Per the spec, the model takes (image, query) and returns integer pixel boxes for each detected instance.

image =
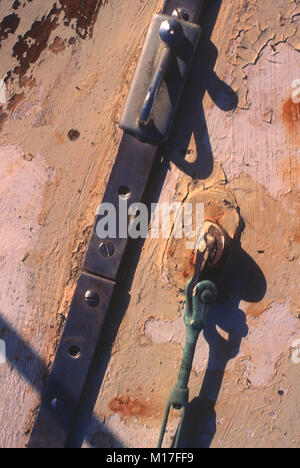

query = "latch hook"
[157,279,217,448]
[139,19,184,128]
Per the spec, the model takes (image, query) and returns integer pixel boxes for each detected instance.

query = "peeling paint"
[208,43,300,199]
[237,303,299,386]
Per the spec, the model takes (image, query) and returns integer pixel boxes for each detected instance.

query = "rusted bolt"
[84,290,100,307]
[99,241,115,258]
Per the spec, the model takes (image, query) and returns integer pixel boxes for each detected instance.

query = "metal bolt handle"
[139,19,184,128]
[157,279,217,448]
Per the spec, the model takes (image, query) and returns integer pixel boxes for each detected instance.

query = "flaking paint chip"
[262,108,273,124]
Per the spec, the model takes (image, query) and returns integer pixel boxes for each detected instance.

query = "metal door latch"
[157,223,231,448]
[119,13,201,143]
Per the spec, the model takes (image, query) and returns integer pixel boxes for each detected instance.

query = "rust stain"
[0,112,8,132]
[293,230,300,245]
[7,159,23,175]
[279,155,300,190]
[12,6,60,77]
[49,36,66,54]
[12,1,21,10]
[7,92,25,112]
[108,393,164,422]
[109,395,150,418]
[60,0,108,39]
[19,76,36,89]
[282,98,300,146]
[0,13,20,46]
[182,250,197,279]
[55,131,65,145]
[11,0,107,78]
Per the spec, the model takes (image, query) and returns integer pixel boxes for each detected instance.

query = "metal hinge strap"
[29,0,205,448]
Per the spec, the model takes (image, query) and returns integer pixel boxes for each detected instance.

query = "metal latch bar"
[119,14,201,143]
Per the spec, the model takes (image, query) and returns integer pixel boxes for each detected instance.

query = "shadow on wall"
[0,313,124,448]
[166,0,238,179]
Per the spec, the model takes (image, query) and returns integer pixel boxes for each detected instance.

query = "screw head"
[159,19,184,47]
[99,241,115,258]
[51,398,64,414]
[84,290,100,307]
[172,7,189,21]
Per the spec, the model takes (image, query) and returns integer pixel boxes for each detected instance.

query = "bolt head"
[172,7,189,21]
[51,398,64,414]
[159,19,184,47]
[99,241,115,258]
[84,290,100,307]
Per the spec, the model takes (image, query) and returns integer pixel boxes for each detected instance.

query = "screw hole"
[118,186,131,200]
[68,129,80,141]
[69,345,81,359]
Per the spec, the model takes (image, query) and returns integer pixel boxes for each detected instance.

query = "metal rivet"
[99,241,115,258]
[84,290,100,307]
[172,7,189,21]
[159,19,184,47]
[51,398,64,414]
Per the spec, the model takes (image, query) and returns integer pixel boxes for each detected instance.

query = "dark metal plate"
[28,273,115,448]
[83,134,158,280]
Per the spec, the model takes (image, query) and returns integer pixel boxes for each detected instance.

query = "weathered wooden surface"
[0,0,299,448]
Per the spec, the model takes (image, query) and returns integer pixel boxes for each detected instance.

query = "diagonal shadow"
[0,313,124,448]
[166,0,237,179]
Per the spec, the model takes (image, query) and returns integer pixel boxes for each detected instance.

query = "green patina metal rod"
[157,279,218,448]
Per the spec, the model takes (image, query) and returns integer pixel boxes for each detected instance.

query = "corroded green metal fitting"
[157,279,218,448]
